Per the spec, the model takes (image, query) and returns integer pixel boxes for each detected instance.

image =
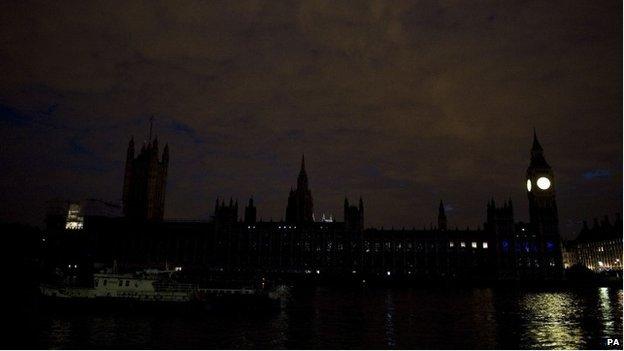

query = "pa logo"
[606,338,620,347]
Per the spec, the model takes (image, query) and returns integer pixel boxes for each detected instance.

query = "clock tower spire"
[525,130,562,278]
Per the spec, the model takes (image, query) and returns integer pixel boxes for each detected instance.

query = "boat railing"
[115,290,190,299]
[152,282,198,292]
[152,282,257,295]
[196,288,257,295]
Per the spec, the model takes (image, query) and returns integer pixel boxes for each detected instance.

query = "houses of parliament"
[45,131,570,281]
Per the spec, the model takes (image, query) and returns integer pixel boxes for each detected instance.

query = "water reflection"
[23,286,624,349]
[519,292,584,349]
[46,319,72,349]
[384,291,396,348]
[599,287,614,335]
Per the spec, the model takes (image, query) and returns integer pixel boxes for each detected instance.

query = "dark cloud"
[0,0,621,238]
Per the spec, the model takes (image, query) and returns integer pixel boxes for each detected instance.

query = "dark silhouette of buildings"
[344,197,364,232]
[486,198,516,279]
[285,155,314,224]
[563,214,622,271]
[122,136,169,221]
[45,132,567,282]
[244,197,257,224]
[483,131,564,280]
[214,198,239,226]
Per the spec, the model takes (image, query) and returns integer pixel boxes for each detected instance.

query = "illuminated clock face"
[526,179,532,192]
[537,176,551,190]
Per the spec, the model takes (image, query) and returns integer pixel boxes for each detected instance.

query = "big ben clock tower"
[525,130,563,278]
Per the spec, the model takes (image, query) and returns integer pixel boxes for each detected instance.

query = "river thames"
[14,285,623,349]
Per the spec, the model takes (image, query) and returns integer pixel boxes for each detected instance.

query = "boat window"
[125,280,130,286]
[94,279,98,287]
[118,280,123,287]
[103,279,107,286]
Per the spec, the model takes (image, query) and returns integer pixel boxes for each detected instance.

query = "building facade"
[563,215,622,272]
[46,133,567,281]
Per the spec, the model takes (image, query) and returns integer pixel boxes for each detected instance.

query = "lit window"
[471,242,477,248]
[65,221,83,230]
[460,242,466,248]
[449,242,455,248]
[65,203,84,230]
[482,242,488,249]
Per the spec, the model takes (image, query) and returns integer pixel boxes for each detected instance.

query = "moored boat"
[40,269,283,310]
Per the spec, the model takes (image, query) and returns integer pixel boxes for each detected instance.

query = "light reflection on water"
[18,286,624,349]
[599,287,615,335]
[519,292,584,349]
[384,292,396,348]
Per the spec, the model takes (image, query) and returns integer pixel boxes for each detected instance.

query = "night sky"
[0,1,621,239]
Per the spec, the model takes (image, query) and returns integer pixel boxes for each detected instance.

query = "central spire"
[286,154,314,224]
[299,154,306,176]
[297,153,308,190]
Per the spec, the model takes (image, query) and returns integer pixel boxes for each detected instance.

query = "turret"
[245,197,257,224]
[344,196,364,231]
[214,197,238,225]
[438,200,447,231]
[122,125,168,221]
